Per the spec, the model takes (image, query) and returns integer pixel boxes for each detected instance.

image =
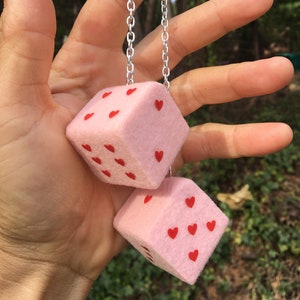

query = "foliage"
[256,1,300,54]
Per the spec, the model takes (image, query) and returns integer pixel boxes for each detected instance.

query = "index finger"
[67,0,143,49]
[135,0,273,80]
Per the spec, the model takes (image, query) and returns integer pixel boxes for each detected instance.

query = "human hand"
[0,0,293,298]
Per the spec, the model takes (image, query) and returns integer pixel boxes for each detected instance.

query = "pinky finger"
[179,122,293,165]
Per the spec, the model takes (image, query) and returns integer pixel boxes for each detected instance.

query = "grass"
[88,84,300,299]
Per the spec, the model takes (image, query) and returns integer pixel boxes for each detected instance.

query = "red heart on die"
[188,249,199,262]
[104,144,115,153]
[125,172,136,180]
[102,91,112,98]
[155,100,163,111]
[155,151,164,162]
[82,144,92,152]
[168,227,178,239]
[144,195,153,204]
[126,88,137,95]
[109,110,120,118]
[207,220,216,232]
[114,158,125,166]
[84,113,94,121]
[185,196,195,208]
[188,223,197,235]
[92,157,102,165]
[102,170,111,177]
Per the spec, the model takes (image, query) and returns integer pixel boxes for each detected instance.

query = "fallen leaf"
[217,184,253,210]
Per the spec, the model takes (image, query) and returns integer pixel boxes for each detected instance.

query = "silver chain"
[161,0,170,90]
[126,0,136,85]
[126,0,170,89]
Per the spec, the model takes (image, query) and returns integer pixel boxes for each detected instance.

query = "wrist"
[0,248,93,300]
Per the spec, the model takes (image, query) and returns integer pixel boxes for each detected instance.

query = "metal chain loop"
[126,0,170,90]
[126,0,136,85]
[161,0,170,90]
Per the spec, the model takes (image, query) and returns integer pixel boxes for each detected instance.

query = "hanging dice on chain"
[66,0,229,284]
[66,0,189,189]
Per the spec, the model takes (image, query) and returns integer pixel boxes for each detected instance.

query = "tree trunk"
[144,0,157,34]
[176,0,189,14]
[252,21,262,60]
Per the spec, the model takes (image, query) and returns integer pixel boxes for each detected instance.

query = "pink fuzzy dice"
[114,177,229,285]
[66,82,189,189]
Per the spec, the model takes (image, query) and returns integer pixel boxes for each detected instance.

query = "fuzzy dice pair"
[66,82,229,284]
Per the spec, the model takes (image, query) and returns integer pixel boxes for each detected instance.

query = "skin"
[0,0,294,299]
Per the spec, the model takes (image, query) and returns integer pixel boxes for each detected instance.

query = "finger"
[180,123,293,164]
[67,0,142,49]
[0,0,55,91]
[135,0,273,79]
[170,57,294,116]
[50,0,143,100]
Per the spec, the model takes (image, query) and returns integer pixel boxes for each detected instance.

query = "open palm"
[0,0,293,286]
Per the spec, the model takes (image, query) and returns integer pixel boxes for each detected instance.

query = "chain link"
[161,0,170,90]
[126,0,170,89]
[126,0,136,85]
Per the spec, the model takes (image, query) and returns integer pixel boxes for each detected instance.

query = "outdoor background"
[11,0,300,299]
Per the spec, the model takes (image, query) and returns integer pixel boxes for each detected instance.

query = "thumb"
[0,0,56,91]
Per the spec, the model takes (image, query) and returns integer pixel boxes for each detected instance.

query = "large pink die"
[114,177,229,284]
[66,82,189,189]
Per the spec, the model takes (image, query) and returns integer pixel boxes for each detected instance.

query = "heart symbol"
[82,144,92,152]
[207,220,216,232]
[144,195,153,204]
[104,144,115,153]
[109,110,120,118]
[125,172,136,180]
[185,196,195,208]
[167,227,178,239]
[155,151,164,162]
[92,157,102,165]
[188,223,197,235]
[155,100,163,111]
[102,91,112,98]
[84,113,94,121]
[126,88,137,95]
[114,158,125,166]
[188,249,199,262]
[101,170,111,177]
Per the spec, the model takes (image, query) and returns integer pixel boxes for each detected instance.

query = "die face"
[113,184,171,239]
[121,83,189,187]
[66,82,189,188]
[113,177,229,285]
[149,180,229,284]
